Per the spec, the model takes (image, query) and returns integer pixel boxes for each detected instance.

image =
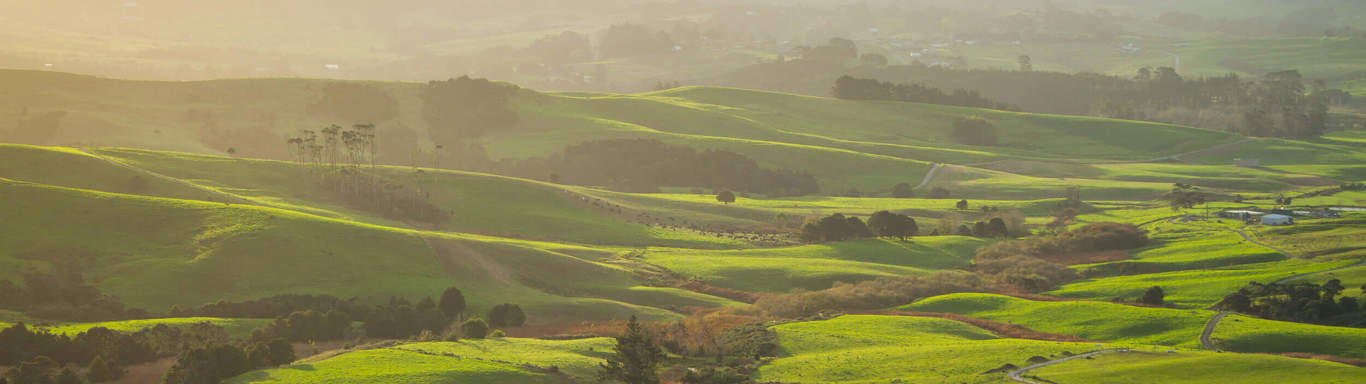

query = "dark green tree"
[1140,286,1165,306]
[867,211,918,240]
[87,355,124,382]
[1165,184,1206,211]
[439,287,467,320]
[598,316,665,384]
[716,190,736,204]
[267,339,295,366]
[487,303,527,328]
[986,218,1009,238]
[891,182,915,198]
[956,199,969,210]
[461,318,490,339]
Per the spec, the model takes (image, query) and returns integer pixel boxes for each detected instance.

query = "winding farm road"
[914,163,943,189]
[1007,349,1128,384]
[1200,312,1229,351]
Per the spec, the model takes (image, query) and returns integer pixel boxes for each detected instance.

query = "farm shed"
[1261,214,1294,226]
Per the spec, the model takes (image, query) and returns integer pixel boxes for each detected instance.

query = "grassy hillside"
[1074,222,1285,276]
[0,178,731,323]
[1048,259,1362,308]
[36,317,270,339]
[1,70,1285,197]
[231,337,616,384]
[904,293,1211,348]
[87,147,743,248]
[758,315,1097,384]
[644,238,986,293]
[1028,349,1366,384]
[905,293,1366,358]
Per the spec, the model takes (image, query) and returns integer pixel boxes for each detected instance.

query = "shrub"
[891,183,915,198]
[462,318,490,339]
[1140,286,1165,306]
[489,329,506,338]
[487,303,527,328]
[87,355,124,382]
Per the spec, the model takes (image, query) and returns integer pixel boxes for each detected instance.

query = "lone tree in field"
[891,182,915,198]
[1165,184,1206,211]
[956,199,969,211]
[952,116,997,146]
[868,211,918,240]
[1018,55,1033,71]
[1140,286,1165,306]
[599,316,665,384]
[439,287,466,320]
[716,190,736,204]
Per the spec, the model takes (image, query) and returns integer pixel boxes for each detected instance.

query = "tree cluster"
[160,339,294,384]
[799,213,873,243]
[832,75,1017,111]
[866,211,919,240]
[1,322,230,383]
[502,139,819,196]
[1217,279,1365,326]
[249,310,353,343]
[0,270,139,322]
[420,76,520,142]
[307,82,398,125]
[727,60,1347,138]
[361,297,451,340]
[973,222,1148,291]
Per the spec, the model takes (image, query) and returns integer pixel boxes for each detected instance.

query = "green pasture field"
[1029,349,1365,384]
[903,293,1211,348]
[1048,259,1361,308]
[643,238,985,292]
[758,315,1117,384]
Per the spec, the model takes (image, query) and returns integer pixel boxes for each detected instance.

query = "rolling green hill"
[0,178,733,323]
[644,237,986,293]
[230,337,616,384]
[2,70,1291,198]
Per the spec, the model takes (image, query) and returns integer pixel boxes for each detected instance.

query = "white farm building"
[1261,214,1294,226]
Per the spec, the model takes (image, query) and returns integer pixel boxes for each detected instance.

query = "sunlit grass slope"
[227,348,567,384]
[0,179,725,322]
[37,317,270,339]
[90,147,742,248]
[1212,314,1366,358]
[1074,223,1284,276]
[0,143,222,201]
[230,337,616,384]
[2,70,1266,196]
[644,238,986,293]
[758,315,1113,384]
[1029,349,1365,384]
[903,293,1210,348]
[645,87,1237,162]
[1048,259,1361,308]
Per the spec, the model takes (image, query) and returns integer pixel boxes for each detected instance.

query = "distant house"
[1235,158,1261,167]
[1261,214,1294,226]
